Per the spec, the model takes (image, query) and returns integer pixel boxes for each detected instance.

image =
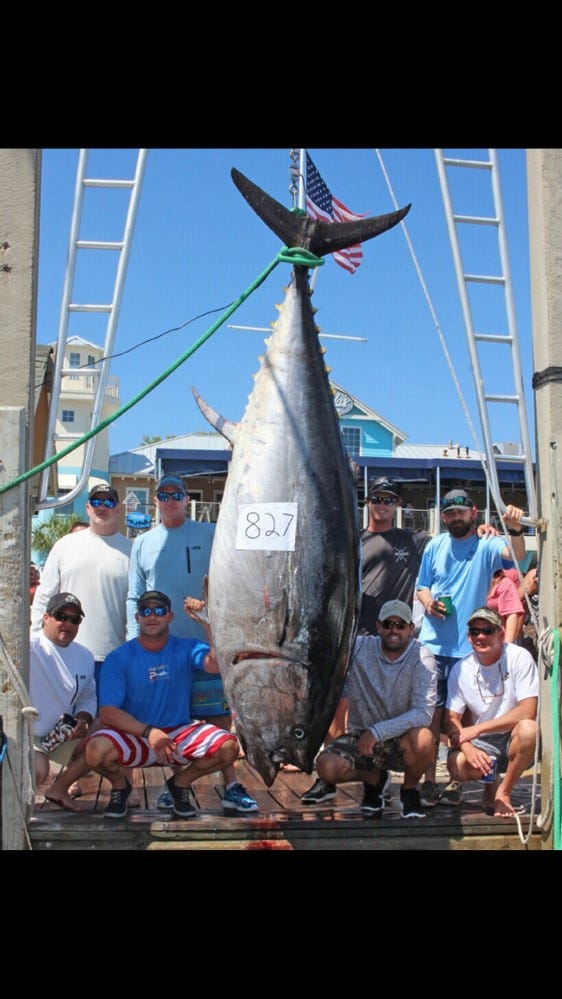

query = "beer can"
[40,714,77,753]
[481,758,498,783]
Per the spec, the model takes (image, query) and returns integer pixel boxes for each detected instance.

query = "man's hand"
[147,727,184,765]
[184,596,209,624]
[358,730,377,757]
[502,504,524,529]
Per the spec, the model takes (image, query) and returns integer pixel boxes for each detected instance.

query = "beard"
[447,519,473,538]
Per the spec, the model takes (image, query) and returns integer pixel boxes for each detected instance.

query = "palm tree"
[31,513,83,564]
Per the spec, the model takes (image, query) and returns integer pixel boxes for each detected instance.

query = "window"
[61,410,75,423]
[87,355,96,368]
[69,353,80,369]
[131,488,148,512]
[341,426,361,455]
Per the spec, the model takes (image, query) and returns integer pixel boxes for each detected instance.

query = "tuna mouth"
[233,650,288,665]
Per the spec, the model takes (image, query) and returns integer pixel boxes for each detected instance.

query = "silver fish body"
[196,169,410,786]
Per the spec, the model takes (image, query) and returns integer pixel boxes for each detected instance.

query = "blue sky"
[36,148,534,459]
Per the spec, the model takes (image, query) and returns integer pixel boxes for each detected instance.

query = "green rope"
[0,246,323,497]
[552,627,561,850]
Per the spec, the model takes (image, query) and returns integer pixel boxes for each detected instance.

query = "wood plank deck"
[28,759,543,852]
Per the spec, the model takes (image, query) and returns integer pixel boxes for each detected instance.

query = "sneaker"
[165,776,197,818]
[400,787,426,819]
[382,771,393,804]
[420,780,441,807]
[104,778,132,818]
[301,778,337,804]
[157,789,173,810]
[361,783,383,813]
[222,782,258,813]
[438,780,462,806]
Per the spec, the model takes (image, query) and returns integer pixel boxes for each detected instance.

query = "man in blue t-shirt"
[84,589,242,819]
[415,489,526,807]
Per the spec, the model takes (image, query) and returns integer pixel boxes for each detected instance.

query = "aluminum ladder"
[36,149,148,510]
[434,149,538,527]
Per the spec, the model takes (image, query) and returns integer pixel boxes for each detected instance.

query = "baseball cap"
[137,590,172,611]
[155,474,187,493]
[88,483,119,503]
[367,477,399,499]
[441,488,474,510]
[467,607,503,629]
[378,599,412,624]
[46,592,85,618]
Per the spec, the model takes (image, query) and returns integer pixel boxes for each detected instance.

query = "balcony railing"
[61,372,119,399]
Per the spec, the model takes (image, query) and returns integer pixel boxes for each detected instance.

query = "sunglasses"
[53,611,81,625]
[138,605,169,617]
[475,665,507,703]
[468,626,498,636]
[380,619,407,630]
[89,497,117,508]
[442,496,472,510]
[156,491,186,502]
[369,496,397,506]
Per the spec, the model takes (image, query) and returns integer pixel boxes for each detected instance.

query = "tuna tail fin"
[231,167,410,259]
[192,386,239,447]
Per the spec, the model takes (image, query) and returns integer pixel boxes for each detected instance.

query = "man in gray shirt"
[314,600,437,818]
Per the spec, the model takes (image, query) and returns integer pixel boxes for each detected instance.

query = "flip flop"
[44,794,78,812]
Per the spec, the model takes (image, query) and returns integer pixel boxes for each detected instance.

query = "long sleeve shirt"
[343,635,437,743]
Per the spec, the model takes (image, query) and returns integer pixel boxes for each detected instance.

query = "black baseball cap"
[88,483,119,503]
[367,477,399,499]
[137,590,172,611]
[46,592,85,618]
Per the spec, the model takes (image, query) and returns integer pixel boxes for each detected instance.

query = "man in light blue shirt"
[126,475,257,814]
[415,488,526,806]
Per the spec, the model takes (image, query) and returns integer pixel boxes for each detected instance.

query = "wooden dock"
[28,759,542,852]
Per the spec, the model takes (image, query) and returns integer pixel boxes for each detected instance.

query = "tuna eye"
[293,727,306,741]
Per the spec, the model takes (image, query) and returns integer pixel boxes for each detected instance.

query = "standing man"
[84,590,241,819]
[444,607,538,817]
[126,474,258,814]
[312,600,436,818]
[31,592,97,812]
[358,477,430,637]
[415,488,526,806]
[31,483,132,696]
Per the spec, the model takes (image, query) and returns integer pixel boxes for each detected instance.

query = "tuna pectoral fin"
[192,386,238,446]
[231,167,411,258]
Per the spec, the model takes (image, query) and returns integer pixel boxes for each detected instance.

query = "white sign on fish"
[235,502,298,551]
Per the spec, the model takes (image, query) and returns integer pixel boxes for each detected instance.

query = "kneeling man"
[444,607,538,817]
[85,590,239,818]
[316,600,437,818]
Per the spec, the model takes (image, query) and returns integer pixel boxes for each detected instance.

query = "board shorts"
[449,731,511,772]
[84,721,237,768]
[320,730,406,773]
[33,737,77,765]
[190,669,230,718]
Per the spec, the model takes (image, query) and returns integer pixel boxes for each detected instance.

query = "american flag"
[305,152,365,274]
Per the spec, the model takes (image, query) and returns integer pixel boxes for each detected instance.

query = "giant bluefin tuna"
[195,167,410,786]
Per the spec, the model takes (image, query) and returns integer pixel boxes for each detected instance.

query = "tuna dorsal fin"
[231,167,410,258]
[192,386,239,446]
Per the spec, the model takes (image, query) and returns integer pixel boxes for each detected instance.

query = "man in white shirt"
[444,606,538,817]
[31,592,97,811]
[31,483,132,698]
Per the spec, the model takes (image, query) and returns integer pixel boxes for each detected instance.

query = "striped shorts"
[84,721,237,768]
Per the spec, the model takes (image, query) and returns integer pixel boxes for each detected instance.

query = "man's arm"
[499,504,526,561]
[184,596,220,674]
[443,708,464,748]
[30,545,61,631]
[126,540,145,639]
[456,696,537,745]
